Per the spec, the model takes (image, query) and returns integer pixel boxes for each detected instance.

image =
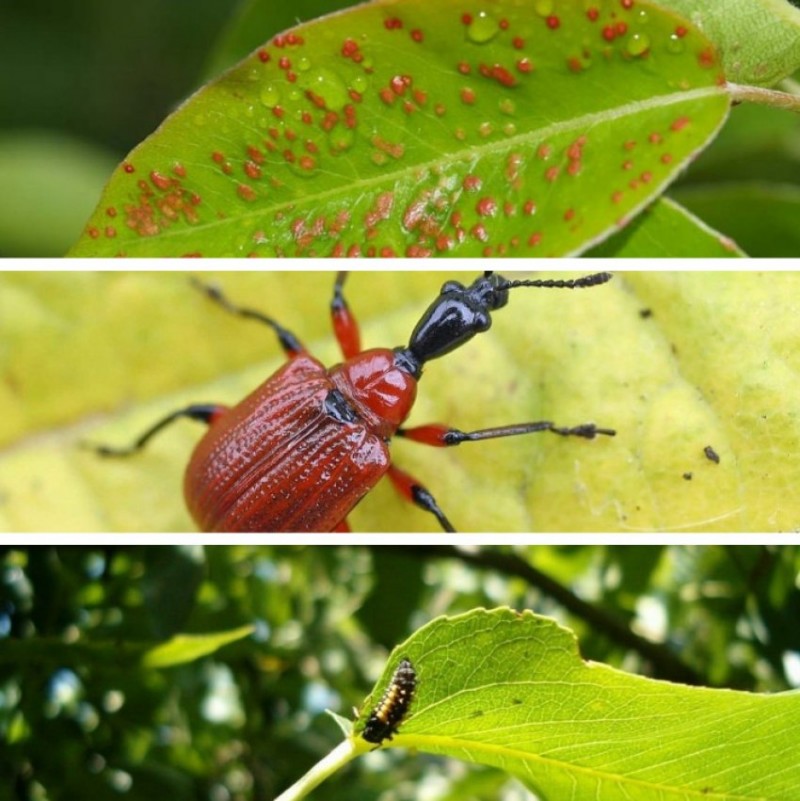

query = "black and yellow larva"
[362,657,416,745]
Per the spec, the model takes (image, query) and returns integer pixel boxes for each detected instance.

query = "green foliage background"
[2,545,799,801]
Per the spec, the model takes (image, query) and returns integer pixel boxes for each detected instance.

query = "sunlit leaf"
[141,625,254,668]
[355,608,800,800]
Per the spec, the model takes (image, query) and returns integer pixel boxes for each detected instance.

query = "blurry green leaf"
[141,624,254,668]
[658,0,800,86]
[142,547,206,639]
[70,0,729,257]
[0,131,116,256]
[678,101,800,186]
[355,609,800,800]
[357,550,425,648]
[1,272,800,532]
[204,0,358,80]
[587,196,744,256]
[669,182,800,256]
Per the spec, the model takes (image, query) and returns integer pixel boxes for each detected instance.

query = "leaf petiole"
[727,82,800,112]
[273,739,359,801]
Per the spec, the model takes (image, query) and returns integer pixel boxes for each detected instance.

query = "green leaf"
[1,272,799,532]
[0,131,116,256]
[141,624,254,668]
[587,196,744,256]
[355,608,800,800]
[657,0,800,86]
[69,0,729,257]
[669,182,800,256]
[677,101,800,186]
[203,0,359,80]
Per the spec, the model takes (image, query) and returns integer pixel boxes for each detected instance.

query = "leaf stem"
[274,740,357,801]
[727,82,800,113]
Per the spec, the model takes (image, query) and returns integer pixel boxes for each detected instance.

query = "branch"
[382,545,704,687]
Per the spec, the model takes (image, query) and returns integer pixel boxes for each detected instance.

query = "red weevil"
[93,272,614,531]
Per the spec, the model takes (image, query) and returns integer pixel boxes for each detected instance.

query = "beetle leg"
[397,420,616,446]
[386,465,455,533]
[87,404,228,457]
[330,271,361,360]
[190,277,305,357]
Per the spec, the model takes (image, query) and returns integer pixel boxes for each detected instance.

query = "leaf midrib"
[398,733,770,801]
[138,85,728,244]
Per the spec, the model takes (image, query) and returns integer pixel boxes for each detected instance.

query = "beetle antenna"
[495,272,612,291]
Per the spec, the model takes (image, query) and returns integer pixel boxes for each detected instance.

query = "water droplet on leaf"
[301,68,349,110]
[260,84,281,108]
[666,34,685,54]
[467,11,500,44]
[627,33,650,56]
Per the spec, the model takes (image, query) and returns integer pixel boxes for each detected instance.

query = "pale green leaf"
[141,625,254,668]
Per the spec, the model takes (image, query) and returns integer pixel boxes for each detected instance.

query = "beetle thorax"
[329,348,417,439]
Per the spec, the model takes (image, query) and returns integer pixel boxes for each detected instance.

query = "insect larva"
[362,658,416,745]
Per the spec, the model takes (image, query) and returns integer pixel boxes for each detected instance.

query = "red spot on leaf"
[244,161,262,179]
[463,175,482,191]
[237,184,257,202]
[476,197,497,217]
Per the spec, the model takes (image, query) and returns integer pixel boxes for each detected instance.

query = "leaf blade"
[70,0,730,257]
[357,609,800,800]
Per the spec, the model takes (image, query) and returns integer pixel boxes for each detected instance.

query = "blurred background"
[2,545,799,801]
[1,0,799,257]
[0,0,354,256]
